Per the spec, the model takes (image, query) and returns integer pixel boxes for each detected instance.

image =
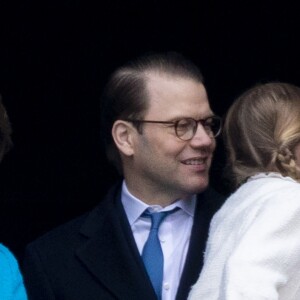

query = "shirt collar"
[121,180,196,226]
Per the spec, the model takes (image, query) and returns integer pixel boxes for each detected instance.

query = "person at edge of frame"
[0,95,28,300]
[188,82,300,300]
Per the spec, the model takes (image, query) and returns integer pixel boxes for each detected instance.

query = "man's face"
[128,74,216,203]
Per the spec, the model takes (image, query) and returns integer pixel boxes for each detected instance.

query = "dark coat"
[22,183,224,300]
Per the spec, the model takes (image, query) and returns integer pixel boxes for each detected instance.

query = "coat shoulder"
[26,183,121,253]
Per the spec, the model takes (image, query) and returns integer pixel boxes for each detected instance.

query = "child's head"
[224,82,300,187]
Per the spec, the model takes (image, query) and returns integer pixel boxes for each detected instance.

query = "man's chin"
[186,179,209,195]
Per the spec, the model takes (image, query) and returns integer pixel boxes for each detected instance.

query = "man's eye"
[204,118,214,127]
[177,121,191,129]
[178,123,189,128]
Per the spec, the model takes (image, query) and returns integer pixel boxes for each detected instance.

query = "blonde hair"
[224,82,300,187]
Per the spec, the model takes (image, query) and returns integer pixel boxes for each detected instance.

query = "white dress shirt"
[188,173,300,300]
[121,181,196,300]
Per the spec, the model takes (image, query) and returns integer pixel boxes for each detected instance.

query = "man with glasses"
[23,52,225,300]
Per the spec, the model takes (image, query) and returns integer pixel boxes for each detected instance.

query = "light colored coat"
[188,173,300,300]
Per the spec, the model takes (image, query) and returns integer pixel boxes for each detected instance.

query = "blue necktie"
[142,208,179,299]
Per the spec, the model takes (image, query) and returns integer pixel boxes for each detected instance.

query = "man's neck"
[124,180,194,208]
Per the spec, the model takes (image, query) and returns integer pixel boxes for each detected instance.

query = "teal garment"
[0,244,27,300]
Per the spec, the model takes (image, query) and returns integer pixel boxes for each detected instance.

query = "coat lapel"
[76,184,157,299]
[176,188,225,300]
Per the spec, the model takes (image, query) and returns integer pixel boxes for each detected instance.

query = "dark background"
[0,0,299,258]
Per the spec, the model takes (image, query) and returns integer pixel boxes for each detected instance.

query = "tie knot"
[143,207,179,230]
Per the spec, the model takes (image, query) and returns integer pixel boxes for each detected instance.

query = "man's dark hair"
[0,95,12,162]
[100,51,204,172]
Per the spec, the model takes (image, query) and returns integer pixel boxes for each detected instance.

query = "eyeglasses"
[124,116,222,141]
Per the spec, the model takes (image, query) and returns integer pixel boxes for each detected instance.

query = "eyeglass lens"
[175,117,221,140]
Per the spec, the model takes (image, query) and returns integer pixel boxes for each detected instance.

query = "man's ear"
[112,120,136,157]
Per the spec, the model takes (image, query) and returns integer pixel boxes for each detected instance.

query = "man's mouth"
[181,157,206,165]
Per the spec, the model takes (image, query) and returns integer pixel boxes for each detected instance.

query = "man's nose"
[189,123,213,147]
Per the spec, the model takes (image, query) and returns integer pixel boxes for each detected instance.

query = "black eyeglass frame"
[123,115,222,141]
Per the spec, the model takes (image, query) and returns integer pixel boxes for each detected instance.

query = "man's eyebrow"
[167,113,216,121]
